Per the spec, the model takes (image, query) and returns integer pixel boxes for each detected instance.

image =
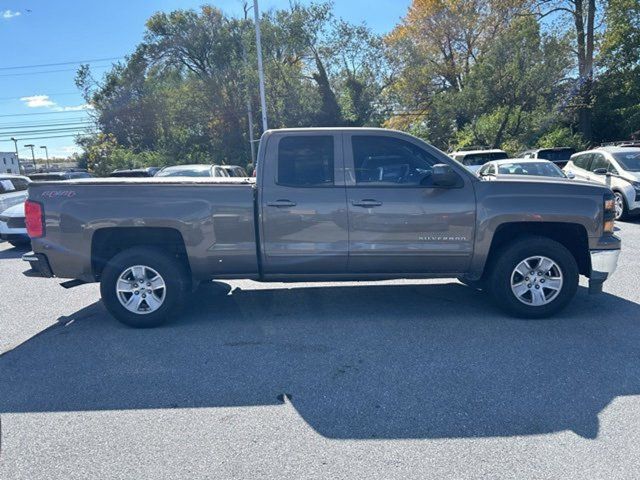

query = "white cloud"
[54,104,94,112]
[2,10,21,19]
[20,95,56,108]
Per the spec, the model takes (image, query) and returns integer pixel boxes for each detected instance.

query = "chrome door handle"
[267,200,297,207]
[352,199,383,207]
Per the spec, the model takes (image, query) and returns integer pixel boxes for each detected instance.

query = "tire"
[613,191,629,221]
[487,236,579,319]
[100,247,190,328]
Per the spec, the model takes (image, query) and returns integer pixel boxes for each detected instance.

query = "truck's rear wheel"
[488,236,578,318]
[100,247,189,328]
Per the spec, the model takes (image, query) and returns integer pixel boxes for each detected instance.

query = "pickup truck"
[22,128,621,328]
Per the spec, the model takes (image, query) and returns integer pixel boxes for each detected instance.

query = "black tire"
[487,236,579,319]
[613,191,629,221]
[100,247,190,328]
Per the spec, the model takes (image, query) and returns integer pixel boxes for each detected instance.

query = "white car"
[0,174,30,213]
[450,149,509,173]
[0,201,29,247]
[564,147,640,220]
[477,159,569,180]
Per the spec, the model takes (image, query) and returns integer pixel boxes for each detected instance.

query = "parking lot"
[1,221,639,479]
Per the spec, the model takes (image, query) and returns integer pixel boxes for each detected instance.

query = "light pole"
[40,146,50,171]
[253,0,268,132]
[24,144,37,171]
[10,137,22,174]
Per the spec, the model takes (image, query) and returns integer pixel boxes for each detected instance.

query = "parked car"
[155,164,230,178]
[0,174,31,212]
[450,149,509,172]
[22,128,620,328]
[29,171,94,181]
[564,146,640,220]
[477,159,570,180]
[220,165,249,177]
[110,167,161,178]
[0,202,28,247]
[518,147,576,168]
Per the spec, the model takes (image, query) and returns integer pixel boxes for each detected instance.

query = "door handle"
[352,199,383,208]
[267,199,297,208]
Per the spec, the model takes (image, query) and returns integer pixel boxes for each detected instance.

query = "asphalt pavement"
[1,221,640,479]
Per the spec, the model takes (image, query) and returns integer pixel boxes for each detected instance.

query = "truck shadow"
[1,282,639,440]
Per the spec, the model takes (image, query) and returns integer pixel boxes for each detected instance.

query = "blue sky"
[0,0,410,159]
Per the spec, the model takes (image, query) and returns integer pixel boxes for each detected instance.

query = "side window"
[277,136,334,187]
[573,154,592,170]
[10,178,29,191]
[352,135,439,186]
[590,154,609,172]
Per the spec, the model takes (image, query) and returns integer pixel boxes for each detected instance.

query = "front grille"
[7,217,26,229]
[0,216,8,224]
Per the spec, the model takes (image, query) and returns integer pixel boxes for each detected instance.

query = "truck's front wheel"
[488,236,579,318]
[100,247,189,328]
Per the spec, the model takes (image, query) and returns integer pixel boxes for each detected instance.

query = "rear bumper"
[22,251,54,278]
[588,249,620,294]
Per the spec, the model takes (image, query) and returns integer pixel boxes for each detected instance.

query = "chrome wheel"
[614,192,625,220]
[116,265,166,314]
[510,256,563,306]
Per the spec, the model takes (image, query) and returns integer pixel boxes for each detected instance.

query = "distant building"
[0,152,20,174]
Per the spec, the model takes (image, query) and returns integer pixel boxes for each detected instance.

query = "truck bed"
[28,179,259,282]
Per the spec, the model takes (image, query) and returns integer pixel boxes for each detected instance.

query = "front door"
[260,131,349,274]
[344,132,476,274]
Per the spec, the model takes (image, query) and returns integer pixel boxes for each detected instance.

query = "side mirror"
[432,164,460,187]
[593,168,608,175]
[566,171,576,179]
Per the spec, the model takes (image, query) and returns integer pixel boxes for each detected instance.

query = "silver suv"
[564,147,640,220]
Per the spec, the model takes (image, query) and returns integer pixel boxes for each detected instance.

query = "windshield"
[537,149,575,161]
[612,151,640,172]
[497,162,565,177]
[156,166,212,177]
[460,152,508,166]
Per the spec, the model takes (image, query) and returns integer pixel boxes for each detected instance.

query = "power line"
[0,119,92,128]
[0,110,93,118]
[0,126,92,136]
[0,133,89,141]
[0,56,123,71]
[0,64,113,78]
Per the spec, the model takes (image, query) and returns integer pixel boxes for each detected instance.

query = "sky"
[0,0,410,160]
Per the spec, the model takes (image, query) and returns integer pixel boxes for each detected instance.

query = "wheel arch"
[484,222,590,277]
[91,227,191,281]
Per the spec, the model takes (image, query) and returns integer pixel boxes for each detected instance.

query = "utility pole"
[242,3,257,167]
[253,0,268,132]
[24,144,37,171]
[40,146,51,171]
[10,137,21,174]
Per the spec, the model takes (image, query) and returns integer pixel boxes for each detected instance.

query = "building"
[0,152,20,174]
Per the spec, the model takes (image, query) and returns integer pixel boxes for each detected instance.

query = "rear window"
[460,151,508,166]
[497,162,565,178]
[277,136,334,187]
[537,148,575,162]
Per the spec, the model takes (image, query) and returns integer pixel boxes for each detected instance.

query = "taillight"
[603,192,615,234]
[25,200,44,238]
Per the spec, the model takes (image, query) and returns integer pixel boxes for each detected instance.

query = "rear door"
[260,131,348,274]
[344,132,476,274]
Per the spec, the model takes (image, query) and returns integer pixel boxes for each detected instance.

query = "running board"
[60,279,87,289]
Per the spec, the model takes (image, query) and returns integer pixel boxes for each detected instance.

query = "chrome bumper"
[589,249,620,294]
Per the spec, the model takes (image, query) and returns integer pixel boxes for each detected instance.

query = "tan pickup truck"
[22,128,620,327]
